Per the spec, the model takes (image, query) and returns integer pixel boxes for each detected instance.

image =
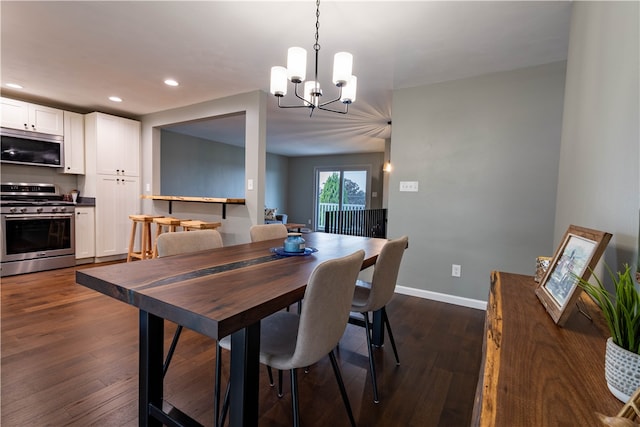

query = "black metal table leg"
[140,310,164,427]
[229,322,261,427]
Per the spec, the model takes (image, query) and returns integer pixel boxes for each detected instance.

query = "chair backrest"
[366,235,409,311]
[289,249,365,368]
[249,223,288,242]
[156,230,223,258]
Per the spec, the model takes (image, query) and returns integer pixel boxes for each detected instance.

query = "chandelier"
[269,0,357,116]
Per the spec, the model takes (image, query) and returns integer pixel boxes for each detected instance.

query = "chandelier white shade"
[269,0,357,116]
[270,66,288,96]
[340,75,357,103]
[332,52,353,86]
[287,47,307,83]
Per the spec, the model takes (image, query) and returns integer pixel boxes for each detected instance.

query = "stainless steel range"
[1,182,75,277]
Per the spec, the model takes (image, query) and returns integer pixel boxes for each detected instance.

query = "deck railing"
[324,208,387,238]
[317,203,364,230]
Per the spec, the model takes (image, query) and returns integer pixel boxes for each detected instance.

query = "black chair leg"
[278,369,284,397]
[363,313,380,403]
[328,350,356,427]
[220,379,231,427]
[267,366,274,386]
[291,368,300,427]
[382,307,400,366]
[163,324,183,378]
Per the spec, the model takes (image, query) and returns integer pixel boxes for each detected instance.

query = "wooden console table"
[142,195,245,219]
[472,271,622,426]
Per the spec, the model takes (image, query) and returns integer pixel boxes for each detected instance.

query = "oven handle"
[4,214,74,220]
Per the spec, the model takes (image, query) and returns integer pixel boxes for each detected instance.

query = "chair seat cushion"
[219,311,300,370]
[351,279,373,311]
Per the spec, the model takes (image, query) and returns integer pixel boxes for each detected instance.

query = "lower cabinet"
[95,175,140,258]
[75,207,95,259]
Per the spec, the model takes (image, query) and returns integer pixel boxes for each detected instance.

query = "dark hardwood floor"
[1,262,486,426]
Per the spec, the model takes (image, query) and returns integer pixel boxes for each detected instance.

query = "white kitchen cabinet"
[1,97,64,136]
[75,207,95,259]
[94,175,140,257]
[61,111,85,174]
[81,111,141,259]
[86,112,140,177]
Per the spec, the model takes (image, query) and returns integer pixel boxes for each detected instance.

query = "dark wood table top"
[76,232,386,339]
[472,271,622,426]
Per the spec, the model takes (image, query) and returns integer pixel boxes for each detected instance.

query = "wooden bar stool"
[127,214,163,262]
[152,217,190,258]
[180,220,222,231]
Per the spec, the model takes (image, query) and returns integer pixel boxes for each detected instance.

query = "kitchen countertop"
[74,197,96,207]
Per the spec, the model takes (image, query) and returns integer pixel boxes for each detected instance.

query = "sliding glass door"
[315,167,369,231]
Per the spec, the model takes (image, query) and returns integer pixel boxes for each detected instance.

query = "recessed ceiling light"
[164,79,179,87]
[109,96,123,102]
[6,83,23,89]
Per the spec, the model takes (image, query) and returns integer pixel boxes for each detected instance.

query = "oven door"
[1,213,75,262]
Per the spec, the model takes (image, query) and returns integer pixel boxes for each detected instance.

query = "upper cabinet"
[1,97,64,136]
[61,111,85,174]
[85,112,140,177]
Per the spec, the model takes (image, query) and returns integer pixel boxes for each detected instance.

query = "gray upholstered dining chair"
[217,249,365,427]
[156,229,223,257]
[249,223,288,242]
[350,235,408,403]
[155,229,224,379]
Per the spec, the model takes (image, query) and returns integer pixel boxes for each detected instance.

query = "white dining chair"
[156,229,223,257]
[350,235,408,403]
[217,249,365,427]
[249,223,288,242]
[155,230,224,379]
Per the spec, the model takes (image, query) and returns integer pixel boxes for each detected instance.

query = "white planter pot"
[605,337,640,402]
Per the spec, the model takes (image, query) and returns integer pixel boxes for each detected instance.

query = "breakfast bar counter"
[142,194,245,218]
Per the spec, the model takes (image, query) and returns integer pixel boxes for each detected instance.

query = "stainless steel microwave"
[0,127,63,167]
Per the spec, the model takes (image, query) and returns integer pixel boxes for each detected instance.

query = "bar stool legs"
[127,215,163,262]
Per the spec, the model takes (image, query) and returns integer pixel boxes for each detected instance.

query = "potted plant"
[575,264,640,402]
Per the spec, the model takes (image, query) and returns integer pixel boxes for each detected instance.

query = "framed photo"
[535,225,612,326]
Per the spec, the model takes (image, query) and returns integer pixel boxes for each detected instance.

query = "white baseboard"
[395,285,487,311]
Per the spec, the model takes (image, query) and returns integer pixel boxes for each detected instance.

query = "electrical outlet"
[247,179,254,190]
[452,264,461,277]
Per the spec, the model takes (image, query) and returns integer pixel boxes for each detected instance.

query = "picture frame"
[535,225,612,326]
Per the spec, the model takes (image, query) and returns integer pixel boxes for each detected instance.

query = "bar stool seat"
[180,220,222,231]
[127,214,163,262]
[152,217,190,258]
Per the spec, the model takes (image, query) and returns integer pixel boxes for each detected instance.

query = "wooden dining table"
[76,232,387,427]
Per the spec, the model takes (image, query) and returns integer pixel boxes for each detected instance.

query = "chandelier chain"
[314,0,320,52]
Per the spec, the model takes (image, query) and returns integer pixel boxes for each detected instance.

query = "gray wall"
[287,152,385,227]
[160,130,245,197]
[160,130,288,212]
[555,2,639,275]
[265,152,288,213]
[389,61,567,301]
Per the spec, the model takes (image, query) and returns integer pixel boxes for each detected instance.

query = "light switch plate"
[399,181,419,192]
[247,179,254,190]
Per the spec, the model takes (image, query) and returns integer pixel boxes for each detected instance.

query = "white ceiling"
[0,1,572,157]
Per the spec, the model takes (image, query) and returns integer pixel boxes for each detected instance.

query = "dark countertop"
[74,197,95,207]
